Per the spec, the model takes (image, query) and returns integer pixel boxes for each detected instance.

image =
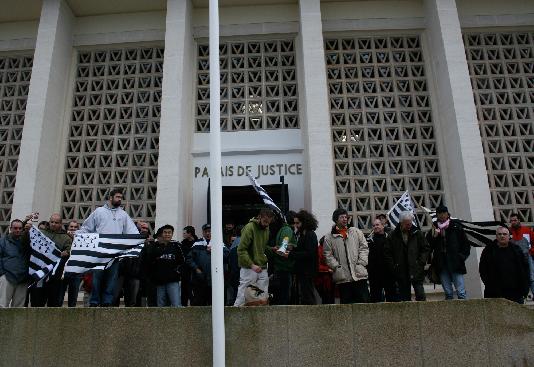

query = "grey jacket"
[0,235,29,284]
[79,203,138,235]
[323,226,369,284]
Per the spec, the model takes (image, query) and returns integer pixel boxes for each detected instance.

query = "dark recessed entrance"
[220,184,288,226]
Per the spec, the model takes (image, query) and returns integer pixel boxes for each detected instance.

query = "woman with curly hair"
[287,209,319,304]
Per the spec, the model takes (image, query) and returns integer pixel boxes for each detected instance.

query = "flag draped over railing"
[247,173,286,222]
[28,226,62,283]
[422,206,501,247]
[387,190,418,228]
[64,233,146,275]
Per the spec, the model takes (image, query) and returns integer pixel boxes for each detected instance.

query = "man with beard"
[233,209,275,306]
[79,188,139,307]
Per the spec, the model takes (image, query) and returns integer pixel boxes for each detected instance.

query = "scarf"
[336,226,348,240]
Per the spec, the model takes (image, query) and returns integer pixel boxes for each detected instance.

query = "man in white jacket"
[79,188,139,306]
[323,208,370,304]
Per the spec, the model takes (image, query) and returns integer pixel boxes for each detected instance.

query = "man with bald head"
[22,213,72,307]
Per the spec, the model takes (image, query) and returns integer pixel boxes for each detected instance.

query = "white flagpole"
[209,0,225,366]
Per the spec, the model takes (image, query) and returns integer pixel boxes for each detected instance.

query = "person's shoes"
[101,303,111,307]
[89,304,99,307]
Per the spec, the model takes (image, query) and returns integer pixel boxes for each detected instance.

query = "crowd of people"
[0,188,532,308]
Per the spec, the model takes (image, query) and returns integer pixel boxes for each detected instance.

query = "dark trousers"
[113,275,140,307]
[61,274,82,307]
[192,284,212,306]
[368,272,397,303]
[181,269,192,307]
[315,273,335,304]
[397,279,426,301]
[30,278,63,307]
[338,279,370,304]
[272,271,292,305]
[296,274,317,305]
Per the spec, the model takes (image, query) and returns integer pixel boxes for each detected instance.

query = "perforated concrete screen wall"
[195,39,299,132]
[61,46,163,231]
[0,55,32,235]
[464,30,534,226]
[325,35,444,229]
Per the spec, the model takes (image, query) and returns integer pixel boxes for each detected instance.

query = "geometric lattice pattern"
[465,31,534,226]
[325,35,444,229]
[0,54,33,235]
[195,39,299,132]
[61,47,163,231]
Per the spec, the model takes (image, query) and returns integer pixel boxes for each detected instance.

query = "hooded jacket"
[78,203,139,235]
[323,226,369,284]
[237,218,270,269]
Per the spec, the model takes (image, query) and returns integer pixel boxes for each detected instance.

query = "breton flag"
[64,233,146,275]
[28,226,62,283]
[387,190,418,228]
[422,206,501,247]
[247,172,286,222]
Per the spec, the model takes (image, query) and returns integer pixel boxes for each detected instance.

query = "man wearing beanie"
[323,208,370,303]
[426,205,470,300]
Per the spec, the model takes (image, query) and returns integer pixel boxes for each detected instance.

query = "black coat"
[426,220,470,275]
[143,241,185,285]
[384,227,430,283]
[367,233,389,279]
[289,230,318,275]
[479,241,530,300]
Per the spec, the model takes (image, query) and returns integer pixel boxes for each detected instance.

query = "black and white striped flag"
[28,226,62,283]
[247,173,286,222]
[64,233,146,275]
[422,206,501,247]
[387,191,418,228]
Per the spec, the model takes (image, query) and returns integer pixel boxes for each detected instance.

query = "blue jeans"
[440,270,466,300]
[528,255,534,295]
[90,261,119,306]
[156,282,181,307]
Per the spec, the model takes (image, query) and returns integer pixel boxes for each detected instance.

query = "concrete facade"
[0,0,533,297]
[0,299,532,366]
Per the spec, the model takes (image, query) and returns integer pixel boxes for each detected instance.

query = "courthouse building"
[1,0,533,295]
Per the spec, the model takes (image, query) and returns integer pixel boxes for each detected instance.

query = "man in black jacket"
[479,225,529,304]
[368,218,396,302]
[426,206,470,300]
[384,211,430,301]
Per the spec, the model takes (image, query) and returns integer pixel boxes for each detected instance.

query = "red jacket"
[510,225,534,255]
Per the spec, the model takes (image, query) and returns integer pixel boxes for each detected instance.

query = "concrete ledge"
[0,299,532,367]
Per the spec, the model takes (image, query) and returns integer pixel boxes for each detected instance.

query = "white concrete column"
[424,0,493,298]
[12,0,74,220]
[298,0,336,237]
[155,0,195,232]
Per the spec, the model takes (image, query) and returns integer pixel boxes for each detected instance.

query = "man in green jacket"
[233,208,275,306]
